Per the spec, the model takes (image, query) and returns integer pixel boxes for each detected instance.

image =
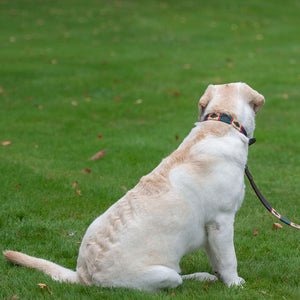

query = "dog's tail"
[3,250,80,284]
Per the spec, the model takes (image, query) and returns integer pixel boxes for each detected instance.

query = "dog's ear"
[245,84,265,114]
[198,85,214,120]
[251,91,265,114]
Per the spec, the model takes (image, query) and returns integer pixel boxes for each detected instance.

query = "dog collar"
[204,113,248,137]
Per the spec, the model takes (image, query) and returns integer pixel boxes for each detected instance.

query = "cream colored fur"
[4,82,265,292]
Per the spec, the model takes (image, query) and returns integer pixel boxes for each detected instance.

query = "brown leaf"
[273,223,283,229]
[253,230,258,236]
[66,231,77,237]
[81,168,91,174]
[1,141,11,146]
[14,184,19,189]
[120,185,127,191]
[11,296,20,299]
[175,135,179,141]
[76,189,82,196]
[89,150,106,160]
[173,91,181,96]
[72,181,78,188]
[37,283,52,295]
[113,97,121,102]
[98,134,103,139]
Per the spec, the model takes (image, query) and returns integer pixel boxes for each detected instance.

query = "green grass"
[1,0,299,299]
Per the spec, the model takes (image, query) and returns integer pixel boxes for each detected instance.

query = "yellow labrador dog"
[4,82,265,292]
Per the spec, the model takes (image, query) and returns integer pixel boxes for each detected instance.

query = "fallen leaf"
[98,134,103,139]
[0,87,3,93]
[37,283,52,295]
[72,181,78,188]
[11,295,19,299]
[175,135,179,141]
[273,223,283,229]
[113,97,121,102]
[14,184,19,189]
[183,63,191,69]
[173,91,181,96]
[38,105,43,110]
[135,99,143,104]
[120,185,127,191]
[256,34,264,40]
[170,292,176,296]
[71,101,78,106]
[66,231,77,237]
[1,141,11,146]
[260,290,271,296]
[76,189,82,196]
[253,230,258,236]
[81,168,91,174]
[85,97,91,102]
[89,150,106,160]
[51,59,57,64]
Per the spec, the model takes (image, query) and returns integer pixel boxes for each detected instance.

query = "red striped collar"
[204,113,248,137]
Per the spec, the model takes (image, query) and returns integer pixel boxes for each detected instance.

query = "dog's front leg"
[205,213,245,287]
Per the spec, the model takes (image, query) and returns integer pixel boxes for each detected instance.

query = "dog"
[4,82,265,292]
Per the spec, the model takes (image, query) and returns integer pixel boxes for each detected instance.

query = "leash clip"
[248,138,256,146]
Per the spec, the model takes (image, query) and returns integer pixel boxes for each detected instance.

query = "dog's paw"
[182,272,218,282]
[225,276,245,287]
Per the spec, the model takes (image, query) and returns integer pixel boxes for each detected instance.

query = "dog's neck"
[203,113,248,137]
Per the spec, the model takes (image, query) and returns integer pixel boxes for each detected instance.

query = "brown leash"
[246,138,300,229]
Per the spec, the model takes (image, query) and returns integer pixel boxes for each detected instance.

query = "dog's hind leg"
[125,265,183,292]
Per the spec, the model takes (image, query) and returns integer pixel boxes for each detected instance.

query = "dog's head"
[198,82,265,137]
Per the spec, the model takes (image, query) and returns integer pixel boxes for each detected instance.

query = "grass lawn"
[1,0,299,299]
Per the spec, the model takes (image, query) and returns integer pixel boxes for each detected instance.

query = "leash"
[203,113,300,230]
[246,138,300,229]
